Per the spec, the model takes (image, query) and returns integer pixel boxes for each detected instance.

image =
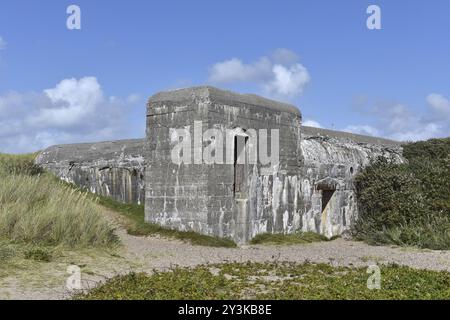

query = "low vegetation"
[354,137,450,249]
[0,242,15,262]
[77,261,450,300]
[250,232,331,245]
[0,154,118,249]
[23,248,53,262]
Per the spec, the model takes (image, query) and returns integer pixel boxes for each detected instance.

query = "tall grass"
[0,153,44,176]
[0,154,117,248]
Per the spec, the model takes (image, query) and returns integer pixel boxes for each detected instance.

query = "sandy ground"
[1,210,450,300]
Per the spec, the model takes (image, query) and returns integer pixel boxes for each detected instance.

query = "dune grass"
[76,261,450,300]
[0,153,118,249]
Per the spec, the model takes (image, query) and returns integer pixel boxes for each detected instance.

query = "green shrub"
[402,138,450,160]
[354,138,450,249]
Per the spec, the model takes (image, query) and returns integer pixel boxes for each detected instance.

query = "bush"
[353,138,450,249]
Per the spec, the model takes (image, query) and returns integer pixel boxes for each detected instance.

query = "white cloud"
[28,77,103,128]
[208,49,310,101]
[264,64,310,98]
[209,57,272,83]
[303,119,322,128]
[344,94,450,142]
[388,122,442,142]
[0,77,142,153]
[426,93,450,120]
[380,100,448,141]
[0,37,6,50]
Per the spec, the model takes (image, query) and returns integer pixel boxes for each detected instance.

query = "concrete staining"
[36,139,145,204]
[36,86,403,244]
[300,126,403,238]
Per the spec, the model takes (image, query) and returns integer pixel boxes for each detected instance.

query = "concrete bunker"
[35,86,404,245]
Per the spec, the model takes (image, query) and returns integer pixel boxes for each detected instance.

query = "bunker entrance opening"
[233,134,249,198]
[321,189,335,212]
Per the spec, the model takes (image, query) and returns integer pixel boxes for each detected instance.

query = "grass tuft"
[24,248,52,262]
[0,242,15,262]
[250,232,330,245]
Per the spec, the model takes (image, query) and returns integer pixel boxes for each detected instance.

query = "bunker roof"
[302,126,402,147]
[37,139,145,163]
[148,86,301,116]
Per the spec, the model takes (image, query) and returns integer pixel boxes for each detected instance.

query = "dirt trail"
[1,209,450,300]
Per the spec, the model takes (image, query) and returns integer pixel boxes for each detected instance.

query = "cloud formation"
[427,93,450,121]
[208,49,310,101]
[0,77,142,153]
[343,94,450,141]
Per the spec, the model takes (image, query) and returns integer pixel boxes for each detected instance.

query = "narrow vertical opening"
[233,135,238,195]
[321,189,335,212]
[233,134,248,197]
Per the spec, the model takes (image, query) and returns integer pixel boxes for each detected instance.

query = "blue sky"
[0,0,449,153]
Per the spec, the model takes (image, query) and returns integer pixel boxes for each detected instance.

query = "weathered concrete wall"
[145,86,302,244]
[299,126,403,238]
[35,139,146,204]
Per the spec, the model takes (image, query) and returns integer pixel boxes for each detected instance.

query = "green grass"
[250,232,331,245]
[23,248,52,262]
[0,153,44,176]
[76,261,450,300]
[92,194,237,248]
[0,242,15,262]
[0,153,118,249]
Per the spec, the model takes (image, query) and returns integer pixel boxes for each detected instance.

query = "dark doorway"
[233,134,248,197]
[321,189,335,212]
